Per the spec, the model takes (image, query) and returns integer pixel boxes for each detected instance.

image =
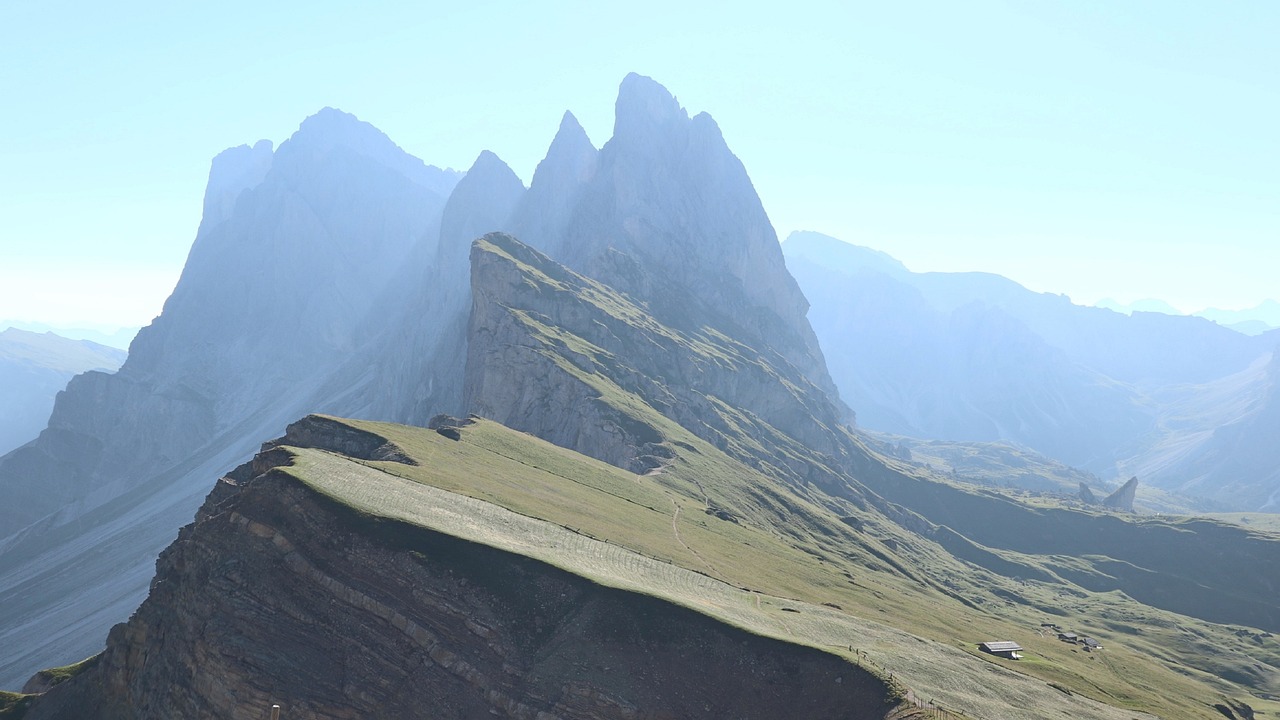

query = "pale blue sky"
[2,1,1277,328]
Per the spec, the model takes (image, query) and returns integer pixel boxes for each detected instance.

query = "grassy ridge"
[286,414,1275,719]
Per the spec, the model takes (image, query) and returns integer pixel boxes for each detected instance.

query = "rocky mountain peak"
[275,107,460,198]
[543,74,843,407]
[436,151,525,270]
[613,72,688,141]
[283,107,396,162]
[554,110,592,146]
[508,112,598,258]
[537,111,597,185]
[200,139,273,232]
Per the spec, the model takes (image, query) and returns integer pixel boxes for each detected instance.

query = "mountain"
[6,78,1280,720]
[1094,297,1183,316]
[0,109,460,686]
[323,148,527,426]
[537,76,843,409]
[1120,350,1280,510]
[0,330,125,457]
[1196,299,1280,335]
[783,231,1280,508]
[19,232,1279,720]
[0,323,138,351]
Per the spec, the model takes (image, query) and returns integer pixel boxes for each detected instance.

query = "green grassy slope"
[287,414,1275,720]
[450,234,1279,719]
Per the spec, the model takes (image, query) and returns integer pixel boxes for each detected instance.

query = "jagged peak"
[552,111,595,152]
[459,150,524,191]
[527,111,596,190]
[297,106,370,134]
[292,106,386,147]
[276,107,461,198]
[436,154,526,266]
[613,73,689,140]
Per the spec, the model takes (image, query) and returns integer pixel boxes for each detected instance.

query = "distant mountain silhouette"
[0,329,125,456]
[1094,297,1183,316]
[1194,299,1280,335]
[783,231,1279,507]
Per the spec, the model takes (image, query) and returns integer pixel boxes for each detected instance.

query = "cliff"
[22,416,902,720]
[0,329,125,458]
[0,109,460,685]
[517,74,843,411]
[464,233,855,486]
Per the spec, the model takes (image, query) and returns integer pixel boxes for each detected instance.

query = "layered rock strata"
[23,424,897,720]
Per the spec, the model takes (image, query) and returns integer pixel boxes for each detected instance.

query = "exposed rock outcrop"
[521,74,844,411]
[22,432,898,720]
[1079,483,1099,505]
[1103,476,1139,512]
[336,149,526,425]
[0,329,126,458]
[508,111,598,259]
[464,233,856,485]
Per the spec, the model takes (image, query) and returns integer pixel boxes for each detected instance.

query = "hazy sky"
[2,1,1277,329]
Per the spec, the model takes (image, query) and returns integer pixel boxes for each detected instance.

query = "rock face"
[507,111,598,260]
[520,74,843,411]
[0,74,849,684]
[334,149,526,425]
[23,422,896,720]
[0,109,460,686]
[464,234,855,484]
[1078,483,1099,505]
[0,329,125,458]
[1103,476,1139,512]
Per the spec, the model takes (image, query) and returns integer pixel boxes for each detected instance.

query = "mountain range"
[783,230,1280,510]
[2,76,1277,720]
[1094,298,1280,336]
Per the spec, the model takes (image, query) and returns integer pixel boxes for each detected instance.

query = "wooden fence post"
[270,705,281,720]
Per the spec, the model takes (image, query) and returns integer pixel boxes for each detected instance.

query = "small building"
[1081,637,1102,650]
[978,641,1023,660]
[1057,632,1078,642]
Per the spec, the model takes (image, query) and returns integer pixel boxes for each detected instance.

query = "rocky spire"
[546,73,844,408]
[436,150,526,271]
[508,112,598,258]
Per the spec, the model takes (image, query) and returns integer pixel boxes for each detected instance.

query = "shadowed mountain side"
[1122,350,1280,510]
[0,108,456,531]
[0,330,126,457]
[783,232,1278,507]
[0,109,459,685]
[464,233,855,484]
[784,231,1273,387]
[786,257,1152,469]
[507,111,598,260]
[853,461,1280,632]
[321,149,527,427]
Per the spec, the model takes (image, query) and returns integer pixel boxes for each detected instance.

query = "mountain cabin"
[978,641,1023,660]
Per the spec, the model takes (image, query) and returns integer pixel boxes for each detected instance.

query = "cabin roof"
[979,641,1024,653]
